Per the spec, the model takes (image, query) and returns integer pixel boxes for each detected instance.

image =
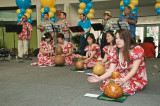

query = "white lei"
[119,50,128,69]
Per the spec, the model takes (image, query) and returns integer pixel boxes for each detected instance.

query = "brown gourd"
[104,72,123,99]
[56,46,63,55]
[75,61,84,70]
[54,46,65,66]
[93,58,105,76]
[54,55,65,66]
[75,55,84,70]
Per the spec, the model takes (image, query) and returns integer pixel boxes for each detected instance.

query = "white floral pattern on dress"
[56,42,74,66]
[102,46,147,95]
[18,22,32,40]
[84,44,101,69]
[31,41,54,66]
[100,45,117,90]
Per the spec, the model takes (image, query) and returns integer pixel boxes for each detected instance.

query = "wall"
[0,9,37,21]
[0,27,37,51]
[0,0,159,49]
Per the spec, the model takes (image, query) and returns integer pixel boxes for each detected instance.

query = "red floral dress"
[56,42,74,66]
[31,41,54,66]
[84,44,101,69]
[103,45,117,70]
[101,46,147,95]
[100,45,117,90]
[17,22,32,40]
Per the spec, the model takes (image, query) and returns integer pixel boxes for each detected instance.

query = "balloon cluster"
[40,0,56,22]
[155,0,160,15]
[78,0,95,20]
[120,0,139,16]
[16,0,32,23]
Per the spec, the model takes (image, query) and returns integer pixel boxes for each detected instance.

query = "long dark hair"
[106,30,116,46]
[86,33,96,44]
[116,29,137,64]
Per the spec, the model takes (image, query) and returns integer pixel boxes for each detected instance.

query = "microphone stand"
[96,19,104,45]
[0,20,9,61]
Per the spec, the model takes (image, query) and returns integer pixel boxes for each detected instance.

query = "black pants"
[80,36,87,56]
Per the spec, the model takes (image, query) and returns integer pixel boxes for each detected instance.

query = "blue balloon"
[120,12,124,16]
[17,18,21,23]
[84,7,90,14]
[27,18,32,23]
[131,10,138,15]
[41,18,44,21]
[44,7,50,12]
[17,13,23,18]
[50,17,56,22]
[26,0,31,8]
[120,5,125,11]
[123,0,130,6]
[20,8,26,14]
[156,8,160,15]
[87,2,93,8]
[41,12,44,18]
[16,0,31,9]
[79,0,84,2]
[134,6,138,10]
[53,14,56,18]
[85,0,92,3]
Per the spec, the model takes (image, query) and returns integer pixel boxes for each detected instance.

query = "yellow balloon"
[123,11,125,15]
[131,0,139,6]
[41,8,44,13]
[87,13,94,20]
[89,8,95,13]
[120,1,124,6]
[155,3,160,9]
[24,13,31,19]
[78,9,84,14]
[26,9,32,14]
[49,12,54,18]
[157,0,160,3]
[50,7,56,13]
[129,4,135,10]
[79,2,86,9]
[16,9,20,14]
[40,0,56,8]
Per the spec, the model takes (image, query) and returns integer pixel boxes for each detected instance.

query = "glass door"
[136,27,144,42]
[146,26,159,57]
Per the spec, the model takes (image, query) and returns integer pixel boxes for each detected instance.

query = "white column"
[64,3,70,20]
[36,5,41,48]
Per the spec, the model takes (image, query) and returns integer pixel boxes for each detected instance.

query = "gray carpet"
[0,57,159,106]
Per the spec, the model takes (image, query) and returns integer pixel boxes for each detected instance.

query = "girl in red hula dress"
[76,33,101,69]
[88,29,147,95]
[56,33,74,66]
[31,32,54,66]
[100,30,117,90]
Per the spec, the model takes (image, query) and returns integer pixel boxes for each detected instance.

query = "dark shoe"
[18,57,23,59]
[23,54,28,59]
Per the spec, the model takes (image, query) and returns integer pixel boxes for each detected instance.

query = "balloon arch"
[78,0,95,20]
[15,0,160,23]
[16,0,32,23]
